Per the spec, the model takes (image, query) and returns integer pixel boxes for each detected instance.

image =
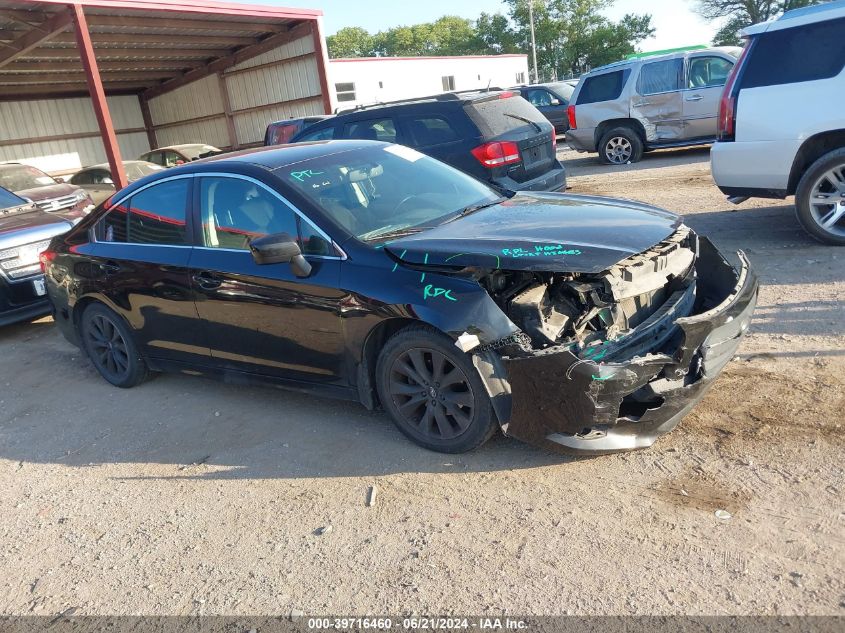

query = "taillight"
[39,249,56,274]
[497,91,515,99]
[567,104,577,129]
[471,141,521,168]
[717,41,752,142]
[551,131,557,150]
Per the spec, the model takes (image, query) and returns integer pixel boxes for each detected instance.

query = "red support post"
[71,3,127,189]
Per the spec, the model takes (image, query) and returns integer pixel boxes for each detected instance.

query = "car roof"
[585,46,733,75]
[744,0,845,35]
[332,89,508,116]
[81,160,155,171]
[150,144,216,152]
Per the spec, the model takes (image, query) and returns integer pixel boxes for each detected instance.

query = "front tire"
[376,326,497,453]
[795,148,845,245]
[80,303,149,388]
[598,126,644,165]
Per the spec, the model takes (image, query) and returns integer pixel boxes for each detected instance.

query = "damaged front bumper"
[475,237,758,454]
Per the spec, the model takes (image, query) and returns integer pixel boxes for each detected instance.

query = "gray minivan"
[566,47,741,164]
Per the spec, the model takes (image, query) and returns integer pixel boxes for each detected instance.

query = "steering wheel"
[394,194,422,215]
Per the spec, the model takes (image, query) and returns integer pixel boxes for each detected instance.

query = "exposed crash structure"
[386,194,758,454]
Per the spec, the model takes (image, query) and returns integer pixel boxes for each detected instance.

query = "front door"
[524,87,569,131]
[682,54,735,139]
[189,175,346,384]
[90,175,210,365]
[631,57,685,142]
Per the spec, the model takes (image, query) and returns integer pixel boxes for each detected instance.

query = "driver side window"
[198,177,333,256]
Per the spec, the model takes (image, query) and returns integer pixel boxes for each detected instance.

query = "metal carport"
[0,0,331,187]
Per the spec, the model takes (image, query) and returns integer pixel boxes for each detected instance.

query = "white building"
[328,54,530,111]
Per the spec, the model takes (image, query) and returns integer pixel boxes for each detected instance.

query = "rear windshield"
[181,145,220,160]
[126,162,165,180]
[0,165,54,191]
[741,17,845,89]
[576,69,630,105]
[546,82,575,101]
[0,187,27,210]
[464,94,548,138]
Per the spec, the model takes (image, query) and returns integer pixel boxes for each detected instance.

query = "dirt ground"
[1,146,843,617]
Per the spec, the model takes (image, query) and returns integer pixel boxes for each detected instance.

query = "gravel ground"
[0,146,843,617]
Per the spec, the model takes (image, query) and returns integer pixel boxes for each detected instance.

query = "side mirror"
[249,232,312,278]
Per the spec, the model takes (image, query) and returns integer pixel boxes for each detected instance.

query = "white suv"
[710,0,845,245]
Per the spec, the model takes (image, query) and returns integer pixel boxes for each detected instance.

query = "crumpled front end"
[472,234,758,454]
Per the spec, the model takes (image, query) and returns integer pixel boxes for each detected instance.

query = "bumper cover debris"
[477,238,758,454]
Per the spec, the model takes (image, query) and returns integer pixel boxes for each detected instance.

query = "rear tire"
[80,303,149,388]
[795,148,845,245]
[375,326,497,453]
[598,126,644,165]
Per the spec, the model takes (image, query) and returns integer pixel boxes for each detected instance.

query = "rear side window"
[741,17,845,89]
[343,118,397,143]
[266,123,301,145]
[637,59,683,95]
[404,116,460,147]
[576,69,630,105]
[465,95,547,137]
[295,126,336,142]
[98,179,190,245]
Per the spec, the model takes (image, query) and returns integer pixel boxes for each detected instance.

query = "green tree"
[503,0,654,80]
[695,0,830,45]
[326,26,375,58]
[475,12,521,54]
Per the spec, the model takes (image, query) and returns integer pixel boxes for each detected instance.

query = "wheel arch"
[788,129,845,195]
[356,316,422,409]
[594,118,647,149]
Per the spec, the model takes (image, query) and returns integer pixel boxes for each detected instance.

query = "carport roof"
[0,0,324,100]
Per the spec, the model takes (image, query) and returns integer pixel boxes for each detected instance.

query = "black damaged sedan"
[42,141,758,454]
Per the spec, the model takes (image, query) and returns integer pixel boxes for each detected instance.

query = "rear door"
[632,57,684,142]
[90,175,209,365]
[523,87,568,131]
[397,113,472,167]
[464,93,556,186]
[682,54,735,139]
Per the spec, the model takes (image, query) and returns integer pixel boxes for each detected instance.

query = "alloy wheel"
[85,314,130,380]
[388,347,474,440]
[808,164,845,238]
[604,136,633,164]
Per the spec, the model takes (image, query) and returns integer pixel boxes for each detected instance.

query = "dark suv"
[289,91,566,193]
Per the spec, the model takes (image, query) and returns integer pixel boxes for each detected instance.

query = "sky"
[228,0,722,50]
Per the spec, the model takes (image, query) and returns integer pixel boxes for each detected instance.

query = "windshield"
[0,165,55,191]
[126,162,164,180]
[281,144,500,242]
[547,82,575,100]
[0,186,27,210]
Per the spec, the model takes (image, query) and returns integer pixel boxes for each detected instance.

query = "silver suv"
[566,47,741,164]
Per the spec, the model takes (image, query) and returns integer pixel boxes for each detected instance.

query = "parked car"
[566,46,742,164]
[138,144,222,167]
[711,1,845,245]
[290,90,566,194]
[0,186,76,326]
[0,163,94,215]
[42,140,756,455]
[510,81,575,134]
[70,160,165,205]
[264,115,333,146]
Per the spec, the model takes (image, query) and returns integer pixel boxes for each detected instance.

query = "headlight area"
[473,237,759,454]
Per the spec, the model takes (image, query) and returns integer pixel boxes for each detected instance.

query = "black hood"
[384,192,683,274]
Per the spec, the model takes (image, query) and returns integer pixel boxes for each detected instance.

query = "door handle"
[685,95,703,102]
[633,101,651,107]
[193,271,222,290]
